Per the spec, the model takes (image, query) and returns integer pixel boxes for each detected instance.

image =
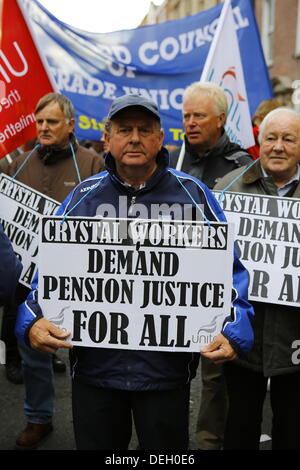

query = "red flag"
[0,0,55,159]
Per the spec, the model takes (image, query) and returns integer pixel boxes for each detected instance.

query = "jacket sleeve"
[15,275,43,346]
[0,222,22,302]
[201,185,255,355]
[221,249,255,355]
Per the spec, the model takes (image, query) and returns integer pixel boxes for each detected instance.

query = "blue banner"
[24,0,273,146]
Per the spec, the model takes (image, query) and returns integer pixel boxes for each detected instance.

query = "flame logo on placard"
[192,314,223,343]
[48,306,70,326]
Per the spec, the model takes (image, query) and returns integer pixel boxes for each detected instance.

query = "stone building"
[142,0,300,110]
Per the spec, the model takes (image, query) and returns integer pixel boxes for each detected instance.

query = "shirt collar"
[261,163,300,196]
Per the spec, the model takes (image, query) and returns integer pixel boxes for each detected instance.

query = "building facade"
[142,0,300,109]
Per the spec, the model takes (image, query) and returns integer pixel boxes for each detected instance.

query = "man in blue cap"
[15,94,254,450]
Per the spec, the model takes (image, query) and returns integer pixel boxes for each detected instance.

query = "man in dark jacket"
[170,81,252,450]
[15,94,254,450]
[0,222,22,304]
[0,222,22,366]
[170,82,251,189]
[3,92,104,449]
[215,107,300,450]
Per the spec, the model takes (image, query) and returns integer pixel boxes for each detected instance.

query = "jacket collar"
[104,146,170,193]
[241,160,300,186]
[37,133,78,165]
[185,130,232,161]
[241,160,300,198]
[242,159,263,184]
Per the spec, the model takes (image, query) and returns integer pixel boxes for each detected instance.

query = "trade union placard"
[0,174,59,287]
[38,216,235,351]
[213,190,300,308]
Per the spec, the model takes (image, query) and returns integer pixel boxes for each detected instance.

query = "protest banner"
[213,190,300,307]
[0,0,55,159]
[0,174,59,287]
[38,217,235,351]
[200,0,254,149]
[22,0,272,146]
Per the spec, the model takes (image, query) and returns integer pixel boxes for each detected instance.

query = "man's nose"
[129,128,140,142]
[185,116,197,126]
[273,138,284,151]
[40,120,49,130]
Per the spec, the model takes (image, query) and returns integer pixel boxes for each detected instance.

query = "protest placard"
[213,190,300,307]
[0,174,59,287]
[38,217,235,351]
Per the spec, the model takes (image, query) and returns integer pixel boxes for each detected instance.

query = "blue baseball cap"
[107,94,161,121]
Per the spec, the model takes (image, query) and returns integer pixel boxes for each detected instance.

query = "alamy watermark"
[291,339,300,366]
[94,196,206,223]
[0,340,6,365]
[291,339,300,365]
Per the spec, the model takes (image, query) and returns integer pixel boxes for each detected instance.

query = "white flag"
[201,0,254,149]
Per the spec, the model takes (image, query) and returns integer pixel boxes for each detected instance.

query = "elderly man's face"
[35,101,74,147]
[260,113,300,180]
[182,93,225,151]
[106,108,164,173]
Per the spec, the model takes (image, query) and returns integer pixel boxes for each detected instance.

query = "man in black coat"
[170,81,251,188]
[170,81,252,450]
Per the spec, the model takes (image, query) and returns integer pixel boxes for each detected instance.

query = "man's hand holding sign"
[201,334,238,364]
[29,318,72,354]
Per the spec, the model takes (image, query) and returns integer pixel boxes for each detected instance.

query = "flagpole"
[175,141,185,171]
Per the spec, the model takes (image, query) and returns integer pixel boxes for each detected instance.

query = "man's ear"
[104,130,110,144]
[218,112,226,129]
[68,118,75,133]
[159,129,164,148]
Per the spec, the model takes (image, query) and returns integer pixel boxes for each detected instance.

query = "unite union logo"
[192,314,223,344]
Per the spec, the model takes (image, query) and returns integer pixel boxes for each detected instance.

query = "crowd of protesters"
[0,80,300,451]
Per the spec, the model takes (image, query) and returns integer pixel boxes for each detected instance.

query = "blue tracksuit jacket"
[15,148,254,390]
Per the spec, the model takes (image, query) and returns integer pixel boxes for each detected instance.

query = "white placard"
[213,190,300,307]
[38,217,235,352]
[0,174,60,287]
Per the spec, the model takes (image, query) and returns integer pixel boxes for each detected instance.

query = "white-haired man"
[171,81,252,450]
[215,108,300,449]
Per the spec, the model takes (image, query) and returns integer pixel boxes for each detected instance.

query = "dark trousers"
[224,361,300,450]
[1,285,29,363]
[72,379,190,450]
[196,357,228,450]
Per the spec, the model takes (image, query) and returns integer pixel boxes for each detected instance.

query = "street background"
[0,347,272,451]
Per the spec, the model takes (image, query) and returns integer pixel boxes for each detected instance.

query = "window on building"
[296,0,300,57]
[261,0,276,66]
[185,0,192,17]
